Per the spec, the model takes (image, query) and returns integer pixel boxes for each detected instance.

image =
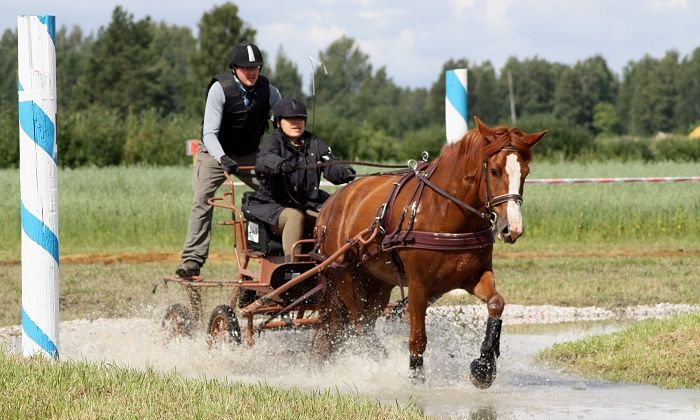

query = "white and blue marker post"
[18,15,59,359]
[445,68,468,143]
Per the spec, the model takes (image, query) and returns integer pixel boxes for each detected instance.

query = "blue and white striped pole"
[445,68,468,143]
[18,15,59,359]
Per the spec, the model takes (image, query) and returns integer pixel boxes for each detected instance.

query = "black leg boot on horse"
[469,316,502,389]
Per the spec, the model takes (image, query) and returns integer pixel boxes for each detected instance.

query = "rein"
[408,159,490,220]
[405,148,524,222]
[295,160,408,171]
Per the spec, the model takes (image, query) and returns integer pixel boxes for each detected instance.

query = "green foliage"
[0,28,18,107]
[268,46,305,101]
[58,105,201,168]
[674,47,700,132]
[189,2,256,87]
[1,4,700,168]
[554,55,618,128]
[55,25,91,112]
[58,104,126,167]
[592,135,700,162]
[123,109,201,165]
[351,125,398,162]
[75,7,162,114]
[593,136,653,161]
[514,114,594,159]
[651,135,700,161]
[0,106,18,168]
[501,56,565,118]
[149,22,197,115]
[312,104,360,159]
[398,125,446,161]
[468,60,505,126]
[626,52,682,135]
[315,36,371,104]
[592,102,620,136]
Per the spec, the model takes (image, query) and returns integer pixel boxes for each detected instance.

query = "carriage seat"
[242,192,284,256]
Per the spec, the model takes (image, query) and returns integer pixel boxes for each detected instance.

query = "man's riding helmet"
[229,41,264,68]
[274,97,308,123]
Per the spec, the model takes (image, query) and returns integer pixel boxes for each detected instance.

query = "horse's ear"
[474,116,493,142]
[523,130,547,148]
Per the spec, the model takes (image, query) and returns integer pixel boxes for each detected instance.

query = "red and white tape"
[231,177,700,187]
[523,177,700,185]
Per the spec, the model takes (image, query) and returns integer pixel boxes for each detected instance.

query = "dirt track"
[2,249,699,267]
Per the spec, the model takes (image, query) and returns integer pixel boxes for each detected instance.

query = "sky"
[3,0,699,93]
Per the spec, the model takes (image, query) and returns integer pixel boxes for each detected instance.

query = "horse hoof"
[410,367,426,384]
[469,356,496,389]
[409,356,425,383]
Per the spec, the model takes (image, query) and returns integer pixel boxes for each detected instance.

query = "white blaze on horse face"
[505,154,523,238]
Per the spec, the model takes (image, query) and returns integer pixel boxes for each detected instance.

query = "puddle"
[4,312,699,419]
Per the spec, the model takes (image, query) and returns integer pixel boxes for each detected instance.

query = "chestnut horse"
[311,117,546,388]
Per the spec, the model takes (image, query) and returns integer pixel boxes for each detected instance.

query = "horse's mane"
[438,125,535,173]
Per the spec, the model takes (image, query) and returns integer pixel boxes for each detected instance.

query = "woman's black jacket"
[242,127,355,225]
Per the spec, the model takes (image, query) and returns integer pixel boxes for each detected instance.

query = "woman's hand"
[279,160,296,174]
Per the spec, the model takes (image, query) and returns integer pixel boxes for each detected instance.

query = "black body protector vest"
[206,71,270,157]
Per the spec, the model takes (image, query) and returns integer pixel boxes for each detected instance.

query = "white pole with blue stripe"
[445,68,468,143]
[18,15,59,359]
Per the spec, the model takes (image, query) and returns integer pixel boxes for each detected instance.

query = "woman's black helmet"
[228,41,264,68]
[274,97,308,121]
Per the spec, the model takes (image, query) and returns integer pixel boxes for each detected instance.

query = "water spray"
[308,57,327,133]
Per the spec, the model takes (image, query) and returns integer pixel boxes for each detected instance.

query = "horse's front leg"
[469,269,504,389]
[407,285,429,382]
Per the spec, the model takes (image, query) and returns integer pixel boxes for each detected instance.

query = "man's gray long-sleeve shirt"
[202,79,282,162]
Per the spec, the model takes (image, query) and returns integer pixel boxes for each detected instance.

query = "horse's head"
[476,117,546,244]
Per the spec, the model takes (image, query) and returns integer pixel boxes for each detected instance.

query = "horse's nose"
[502,225,523,243]
[500,226,513,243]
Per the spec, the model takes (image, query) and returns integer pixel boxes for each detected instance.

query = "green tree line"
[1,2,700,168]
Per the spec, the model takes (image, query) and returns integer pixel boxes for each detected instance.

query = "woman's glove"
[340,167,356,183]
[279,159,296,174]
[219,155,239,174]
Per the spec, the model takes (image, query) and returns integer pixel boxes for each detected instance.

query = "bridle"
[408,146,524,226]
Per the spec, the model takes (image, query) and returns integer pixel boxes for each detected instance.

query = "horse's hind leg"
[468,269,504,389]
[311,273,351,359]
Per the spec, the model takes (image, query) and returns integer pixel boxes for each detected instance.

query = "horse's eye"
[490,168,498,177]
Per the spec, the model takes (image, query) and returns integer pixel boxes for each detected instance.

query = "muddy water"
[7,311,700,419]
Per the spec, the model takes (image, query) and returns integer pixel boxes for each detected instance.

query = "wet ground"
[4,308,699,419]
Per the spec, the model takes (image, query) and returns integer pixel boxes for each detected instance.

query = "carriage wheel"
[161,303,194,339]
[207,305,242,349]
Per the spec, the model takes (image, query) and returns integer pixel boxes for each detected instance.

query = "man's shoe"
[176,260,201,277]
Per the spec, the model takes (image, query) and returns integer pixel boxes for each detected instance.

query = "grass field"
[0,352,426,420]
[3,253,700,327]
[1,161,699,259]
[537,313,700,389]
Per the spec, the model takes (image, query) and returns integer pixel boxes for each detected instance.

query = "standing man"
[177,41,282,277]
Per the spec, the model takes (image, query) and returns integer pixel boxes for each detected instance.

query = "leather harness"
[254,148,524,327]
[310,149,524,296]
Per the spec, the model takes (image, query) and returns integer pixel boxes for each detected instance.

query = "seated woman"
[243,97,355,261]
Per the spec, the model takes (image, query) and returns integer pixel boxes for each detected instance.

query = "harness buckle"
[376,203,387,220]
[407,159,417,172]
